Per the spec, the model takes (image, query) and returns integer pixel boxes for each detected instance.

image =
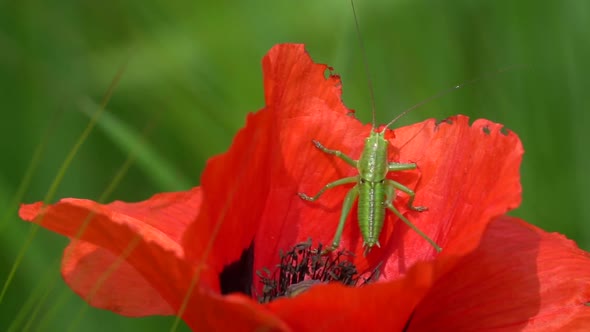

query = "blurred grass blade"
[0,110,63,233]
[78,98,191,190]
[0,62,127,306]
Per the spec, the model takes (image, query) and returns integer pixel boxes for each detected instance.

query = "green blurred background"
[1,0,589,330]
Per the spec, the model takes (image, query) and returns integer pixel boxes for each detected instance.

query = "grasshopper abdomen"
[357,177,386,250]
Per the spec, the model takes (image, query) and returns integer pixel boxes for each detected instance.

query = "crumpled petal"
[61,240,174,316]
[373,116,524,277]
[19,187,203,316]
[266,261,436,331]
[181,43,362,293]
[408,215,590,331]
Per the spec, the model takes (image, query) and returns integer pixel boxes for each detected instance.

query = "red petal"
[375,116,524,276]
[408,216,590,330]
[180,260,435,331]
[19,187,204,316]
[266,262,436,331]
[181,97,275,272]
[182,292,288,331]
[61,241,174,316]
[182,216,590,331]
[253,44,369,288]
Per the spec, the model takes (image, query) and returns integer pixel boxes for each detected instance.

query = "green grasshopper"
[297,116,442,255]
[297,0,442,256]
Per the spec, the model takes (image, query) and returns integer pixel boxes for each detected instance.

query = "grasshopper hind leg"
[384,179,441,252]
[326,185,359,252]
[298,176,357,202]
[388,179,428,212]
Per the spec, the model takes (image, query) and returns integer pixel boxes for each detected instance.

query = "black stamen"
[257,240,381,303]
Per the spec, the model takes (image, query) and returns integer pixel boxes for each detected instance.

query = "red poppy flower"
[19,44,590,331]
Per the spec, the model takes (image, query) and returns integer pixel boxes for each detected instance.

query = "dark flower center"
[219,242,255,296]
[256,239,380,303]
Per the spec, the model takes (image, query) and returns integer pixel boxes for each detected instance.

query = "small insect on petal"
[298,128,441,255]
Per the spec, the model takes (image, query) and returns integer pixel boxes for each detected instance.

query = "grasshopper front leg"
[311,140,357,167]
[298,139,358,205]
[327,185,359,251]
[298,176,358,202]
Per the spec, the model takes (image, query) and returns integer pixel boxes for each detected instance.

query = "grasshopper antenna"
[350,0,377,129]
[381,64,527,132]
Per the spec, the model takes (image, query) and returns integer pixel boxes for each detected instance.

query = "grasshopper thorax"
[357,130,389,182]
